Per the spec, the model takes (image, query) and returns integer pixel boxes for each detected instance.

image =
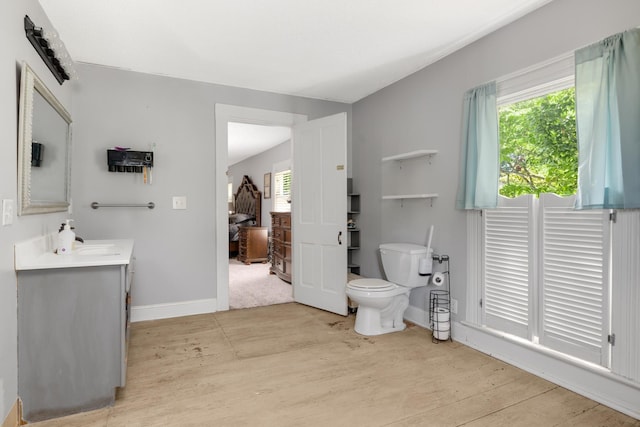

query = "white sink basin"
[75,244,122,256]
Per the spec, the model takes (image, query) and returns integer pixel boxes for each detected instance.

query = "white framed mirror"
[17,62,72,215]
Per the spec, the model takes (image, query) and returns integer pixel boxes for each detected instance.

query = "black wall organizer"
[107,150,154,173]
[24,15,69,85]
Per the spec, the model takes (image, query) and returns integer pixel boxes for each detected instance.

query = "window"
[228,178,234,213]
[273,169,291,212]
[497,53,576,198]
[499,87,577,197]
[477,53,612,367]
[466,32,640,392]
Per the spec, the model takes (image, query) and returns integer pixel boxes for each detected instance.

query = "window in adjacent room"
[227,177,234,213]
[273,169,291,212]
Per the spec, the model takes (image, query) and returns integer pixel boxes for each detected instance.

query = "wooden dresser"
[270,212,292,283]
[237,226,268,264]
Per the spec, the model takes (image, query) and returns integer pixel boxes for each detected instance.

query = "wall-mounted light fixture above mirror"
[17,62,72,215]
[24,15,76,84]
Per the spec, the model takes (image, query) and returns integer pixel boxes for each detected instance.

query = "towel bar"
[91,202,155,209]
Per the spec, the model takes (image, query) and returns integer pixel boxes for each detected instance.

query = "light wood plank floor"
[30,303,639,426]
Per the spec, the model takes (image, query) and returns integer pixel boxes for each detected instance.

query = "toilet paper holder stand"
[428,254,451,343]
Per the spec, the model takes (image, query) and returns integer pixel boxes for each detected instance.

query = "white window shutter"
[610,210,640,381]
[483,195,535,339]
[273,170,291,212]
[539,194,610,366]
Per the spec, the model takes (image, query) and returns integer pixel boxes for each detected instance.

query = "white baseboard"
[403,305,640,420]
[131,298,218,322]
[453,321,640,420]
[404,305,430,329]
[404,303,461,330]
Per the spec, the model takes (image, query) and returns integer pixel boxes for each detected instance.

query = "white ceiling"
[38,0,553,103]
[227,123,291,166]
[38,0,552,161]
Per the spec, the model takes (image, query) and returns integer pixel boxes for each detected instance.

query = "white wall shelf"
[382,193,439,200]
[381,149,438,162]
[381,150,438,202]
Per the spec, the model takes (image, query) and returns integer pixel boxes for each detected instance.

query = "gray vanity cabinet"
[18,258,133,421]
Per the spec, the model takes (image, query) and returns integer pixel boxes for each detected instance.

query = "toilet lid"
[348,278,396,291]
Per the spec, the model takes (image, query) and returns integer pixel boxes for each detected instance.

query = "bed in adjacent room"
[229,175,262,256]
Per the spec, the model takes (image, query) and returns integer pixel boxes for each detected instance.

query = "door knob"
[338,231,342,245]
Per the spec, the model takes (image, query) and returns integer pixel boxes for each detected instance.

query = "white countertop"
[15,238,134,271]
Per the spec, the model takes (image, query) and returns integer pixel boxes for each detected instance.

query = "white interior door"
[292,113,348,316]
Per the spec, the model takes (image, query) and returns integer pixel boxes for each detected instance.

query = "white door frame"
[214,104,307,311]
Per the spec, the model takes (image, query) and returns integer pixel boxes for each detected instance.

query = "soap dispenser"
[57,219,75,255]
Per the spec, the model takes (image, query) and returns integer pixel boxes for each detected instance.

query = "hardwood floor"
[29,303,639,426]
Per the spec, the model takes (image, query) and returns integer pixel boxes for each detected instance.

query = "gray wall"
[0,0,74,421]
[229,140,292,227]
[352,0,640,320]
[71,65,350,308]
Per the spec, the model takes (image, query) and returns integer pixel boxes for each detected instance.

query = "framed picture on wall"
[264,172,271,199]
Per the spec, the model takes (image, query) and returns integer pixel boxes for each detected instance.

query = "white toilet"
[346,243,431,336]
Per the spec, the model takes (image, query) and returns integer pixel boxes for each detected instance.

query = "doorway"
[216,106,349,316]
[227,122,293,309]
[215,105,307,311]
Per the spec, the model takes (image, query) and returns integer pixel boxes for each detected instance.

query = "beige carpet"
[228,258,293,309]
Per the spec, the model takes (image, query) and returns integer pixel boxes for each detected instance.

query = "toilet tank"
[379,243,429,288]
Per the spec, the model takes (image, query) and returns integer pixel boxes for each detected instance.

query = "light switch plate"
[2,199,14,226]
[172,196,187,210]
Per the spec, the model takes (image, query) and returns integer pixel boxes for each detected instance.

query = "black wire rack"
[428,255,452,343]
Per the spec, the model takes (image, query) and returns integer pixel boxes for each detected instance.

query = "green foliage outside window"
[499,87,577,197]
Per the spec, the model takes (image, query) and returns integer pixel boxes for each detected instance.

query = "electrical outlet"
[172,196,187,210]
[2,199,14,226]
[451,298,458,315]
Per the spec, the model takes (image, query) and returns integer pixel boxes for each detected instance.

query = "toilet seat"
[348,278,396,292]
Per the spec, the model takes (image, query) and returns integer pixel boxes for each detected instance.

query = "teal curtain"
[456,82,499,209]
[575,28,640,209]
